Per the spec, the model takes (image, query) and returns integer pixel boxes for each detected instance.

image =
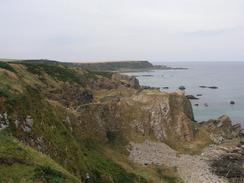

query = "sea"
[125,62,244,127]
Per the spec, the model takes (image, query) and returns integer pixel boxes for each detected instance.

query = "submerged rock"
[208,86,218,89]
[204,103,209,107]
[178,86,186,90]
[186,95,199,100]
[162,87,169,89]
[141,74,153,77]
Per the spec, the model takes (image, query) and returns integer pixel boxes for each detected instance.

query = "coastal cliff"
[0,61,242,183]
[75,90,194,143]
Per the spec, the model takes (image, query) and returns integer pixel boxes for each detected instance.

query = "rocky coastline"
[0,61,243,183]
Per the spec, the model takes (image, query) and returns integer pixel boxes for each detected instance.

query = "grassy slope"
[0,62,146,183]
[0,62,184,183]
[0,132,80,183]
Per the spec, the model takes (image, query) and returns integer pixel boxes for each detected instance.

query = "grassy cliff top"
[70,61,154,71]
[3,59,162,72]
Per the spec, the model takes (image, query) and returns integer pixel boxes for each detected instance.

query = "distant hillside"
[16,60,160,71]
[70,61,154,71]
[70,61,184,72]
[8,59,185,72]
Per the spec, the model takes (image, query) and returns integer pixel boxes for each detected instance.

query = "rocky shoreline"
[129,138,243,183]
[128,114,243,183]
[129,140,227,183]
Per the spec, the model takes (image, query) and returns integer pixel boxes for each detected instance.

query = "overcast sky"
[0,0,243,62]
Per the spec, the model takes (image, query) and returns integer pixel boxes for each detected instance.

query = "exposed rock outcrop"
[200,115,241,145]
[75,90,195,143]
[211,147,244,181]
[0,112,9,130]
[47,83,93,108]
[112,73,140,89]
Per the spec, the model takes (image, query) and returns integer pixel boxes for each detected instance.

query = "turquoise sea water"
[125,62,244,127]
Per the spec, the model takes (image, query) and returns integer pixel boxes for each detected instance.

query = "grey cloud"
[183,26,243,37]
[0,0,244,62]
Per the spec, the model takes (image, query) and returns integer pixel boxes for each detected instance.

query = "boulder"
[25,115,33,127]
[22,115,34,133]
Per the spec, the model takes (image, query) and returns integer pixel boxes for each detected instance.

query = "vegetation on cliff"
[0,61,240,183]
[0,61,185,183]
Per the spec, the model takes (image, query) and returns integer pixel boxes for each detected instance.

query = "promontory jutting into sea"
[124,61,244,127]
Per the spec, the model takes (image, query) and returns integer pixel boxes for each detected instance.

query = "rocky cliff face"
[200,115,241,144]
[111,73,140,89]
[75,90,195,143]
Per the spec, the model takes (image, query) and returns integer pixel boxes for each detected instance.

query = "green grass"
[0,61,185,183]
[1,85,145,183]
[23,64,85,84]
[0,62,16,73]
[0,132,80,183]
[75,61,153,71]
[90,71,113,79]
[21,63,112,87]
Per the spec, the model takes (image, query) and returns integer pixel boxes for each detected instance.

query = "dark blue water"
[125,62,244,126]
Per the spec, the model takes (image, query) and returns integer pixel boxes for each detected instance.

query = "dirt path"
[129,140,228,183]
